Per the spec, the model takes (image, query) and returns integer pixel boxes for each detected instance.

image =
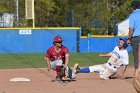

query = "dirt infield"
[0,67,137,93]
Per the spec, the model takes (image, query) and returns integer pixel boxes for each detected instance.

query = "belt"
[108,63,117,68]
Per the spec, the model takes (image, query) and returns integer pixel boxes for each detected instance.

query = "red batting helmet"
[53,36,63,43]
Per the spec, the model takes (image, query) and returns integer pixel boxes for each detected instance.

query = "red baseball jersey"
[45,45,69,64]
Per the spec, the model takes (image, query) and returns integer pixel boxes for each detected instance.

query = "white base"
[10,77,31,82]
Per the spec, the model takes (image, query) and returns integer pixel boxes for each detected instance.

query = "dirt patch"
[0,67,137,93]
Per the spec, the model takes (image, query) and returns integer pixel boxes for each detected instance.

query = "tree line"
[0,0,136,35]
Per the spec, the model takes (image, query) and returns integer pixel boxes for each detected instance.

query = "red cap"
[53,36,62,42]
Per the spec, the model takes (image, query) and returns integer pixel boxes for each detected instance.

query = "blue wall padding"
[0,29,79,53]
[79,38,89,52]
[80,37,132,52]
[0,29,132,53]
[90,37,117,52]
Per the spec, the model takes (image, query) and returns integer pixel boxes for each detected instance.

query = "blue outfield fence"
[79,36,132,53]
[0,28,132,53]
[0,27,81,53]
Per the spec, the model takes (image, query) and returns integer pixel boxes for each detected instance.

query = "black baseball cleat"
[55,76,63,82]
[51,76,63,83]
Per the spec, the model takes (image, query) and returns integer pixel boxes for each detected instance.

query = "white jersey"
[88,46,129,80]
[108,46,129,68]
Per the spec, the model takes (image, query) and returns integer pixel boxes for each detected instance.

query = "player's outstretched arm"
[120,65,127,79]
[99,52,112,57]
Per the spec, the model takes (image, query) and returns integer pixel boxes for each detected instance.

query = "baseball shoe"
[55,76,63,82]
[73,63,80,74]
[51,76,63,82]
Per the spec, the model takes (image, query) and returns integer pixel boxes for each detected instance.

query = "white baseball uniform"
[89,46,129,80]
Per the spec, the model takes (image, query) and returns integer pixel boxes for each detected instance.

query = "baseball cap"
[119,38,128,48]
[131,1,140,8]
[53,36,63,43]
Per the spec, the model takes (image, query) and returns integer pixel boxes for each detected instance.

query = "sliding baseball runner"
[74,38,129,80]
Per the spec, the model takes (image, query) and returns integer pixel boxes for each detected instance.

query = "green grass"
[70,52,134,66]
[0,53,134,69]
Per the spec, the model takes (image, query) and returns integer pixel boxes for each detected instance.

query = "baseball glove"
[133,71,140,93]
[60,67,69,78]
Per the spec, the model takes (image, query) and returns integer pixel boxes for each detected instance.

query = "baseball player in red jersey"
[45,36,76,81]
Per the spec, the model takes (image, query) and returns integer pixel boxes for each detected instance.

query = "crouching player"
[45,36,76,82]
[74,38,129,80]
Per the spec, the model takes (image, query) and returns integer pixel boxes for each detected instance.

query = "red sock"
[56,66,63,77]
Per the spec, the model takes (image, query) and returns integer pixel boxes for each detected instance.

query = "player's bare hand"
[63,64,67,69]
[120,75,125,80]
[118,74,125,79]
[47,67,51,71]
[99,54,104,57]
